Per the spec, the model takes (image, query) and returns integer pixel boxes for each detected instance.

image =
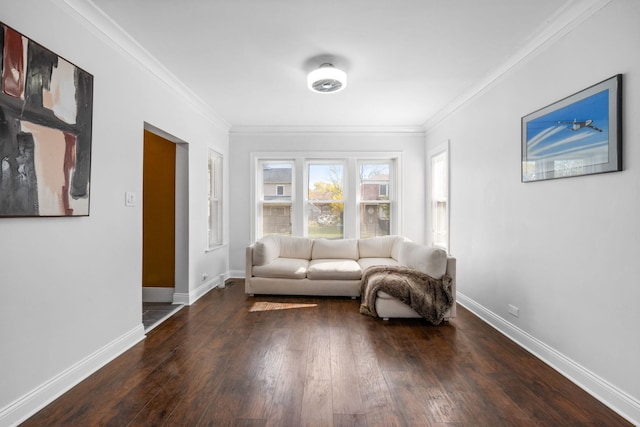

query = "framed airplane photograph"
[521,74,622,183]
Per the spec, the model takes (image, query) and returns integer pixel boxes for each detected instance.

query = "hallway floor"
[142,302,183,332]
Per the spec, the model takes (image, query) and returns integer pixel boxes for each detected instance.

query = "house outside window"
[259,161,293,236]
[359,161,391,238]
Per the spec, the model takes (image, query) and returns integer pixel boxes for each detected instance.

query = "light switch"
[125,191,136,207]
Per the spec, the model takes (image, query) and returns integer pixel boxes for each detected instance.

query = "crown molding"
[423,0,613,133]
[230,125,426,135]
[60,0,231,131]
[59,0,611,136]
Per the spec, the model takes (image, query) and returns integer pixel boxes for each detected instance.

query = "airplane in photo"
[558,118,603,132]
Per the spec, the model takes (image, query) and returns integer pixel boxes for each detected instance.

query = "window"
[428,143,449,251]
[359,161,392,238]
[253,153,399,241]
[208,150,223,248]
[258,161,293,236]
[307,162,344,239]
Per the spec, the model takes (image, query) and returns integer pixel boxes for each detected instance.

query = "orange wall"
[142,130,176,287]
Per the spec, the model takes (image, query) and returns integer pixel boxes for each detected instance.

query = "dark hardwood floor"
[23,279,630,426]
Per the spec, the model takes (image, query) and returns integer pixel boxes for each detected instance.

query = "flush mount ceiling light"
[307,63,347,93]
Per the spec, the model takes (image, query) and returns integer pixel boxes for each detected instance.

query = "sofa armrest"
[445,256,456,318]
[245,245,254,294]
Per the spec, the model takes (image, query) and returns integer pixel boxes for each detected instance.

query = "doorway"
[141,125,188,330]
[143,130,176,289]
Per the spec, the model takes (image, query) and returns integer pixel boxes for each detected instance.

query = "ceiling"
[86,0,580,130]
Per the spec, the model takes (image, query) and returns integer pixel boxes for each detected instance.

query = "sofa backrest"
[278,236,314,259]
[358,235,407,260]
[252,235,314,265]
[252,236,445,276]
[311,238,359,260]
[398,242,448,278]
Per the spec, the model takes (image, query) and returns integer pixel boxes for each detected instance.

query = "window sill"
[205,243,227,253]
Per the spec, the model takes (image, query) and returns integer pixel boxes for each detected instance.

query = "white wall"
[0,1,229,424]
[229,131,426,275]
[426,0,639,423]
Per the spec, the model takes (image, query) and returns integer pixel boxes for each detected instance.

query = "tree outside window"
[253,153,399,241]
[308,163,344,239]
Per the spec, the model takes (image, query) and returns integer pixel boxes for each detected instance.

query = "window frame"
[256,159,295,238]
[357,159,393,239]
[251,152,401,242]
[306,160,347,239]
[427,141,449,252]
[207,149,223,249]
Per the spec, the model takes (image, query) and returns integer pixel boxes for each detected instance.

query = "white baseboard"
[228,269,245,279]
[0,324,145,427]
[456,292,640,426]
[142,286,175,302]
[173,273,228,305]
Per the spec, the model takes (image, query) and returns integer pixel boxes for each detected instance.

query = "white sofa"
[245,235,456,320]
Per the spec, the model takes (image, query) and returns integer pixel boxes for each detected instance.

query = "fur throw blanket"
[360,265,453,325]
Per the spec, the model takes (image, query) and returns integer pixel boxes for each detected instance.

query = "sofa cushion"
[312,238,359,260]
[358,236,400,258]
[278,236,314,259]
[398,242,447,278]
[307,259,362,280]
[253,236,280,266]
[252,257,309,279]
[358,257,400,271]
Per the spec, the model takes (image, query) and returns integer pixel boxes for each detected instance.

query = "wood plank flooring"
[23,279,631,426]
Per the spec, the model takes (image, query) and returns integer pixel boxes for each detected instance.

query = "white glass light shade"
[307,63,347,93]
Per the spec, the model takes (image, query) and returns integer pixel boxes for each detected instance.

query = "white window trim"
[305,159,347,238]
[357,159,395,239]
[254,159,295,239]
[251,151,401,243]
[427,140,450,252]
[207,149,224,250]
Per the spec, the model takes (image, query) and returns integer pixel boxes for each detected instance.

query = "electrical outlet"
[508,304,519,318]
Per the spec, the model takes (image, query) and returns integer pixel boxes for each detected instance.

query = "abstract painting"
[1,22,93,216]
[521,74,622,182]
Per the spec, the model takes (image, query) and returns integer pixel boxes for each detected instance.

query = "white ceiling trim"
[60,0,231,131]
[59,0,612,135]
[230,125,426,135]
[423,0,613,133]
